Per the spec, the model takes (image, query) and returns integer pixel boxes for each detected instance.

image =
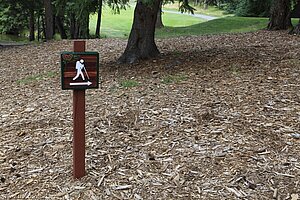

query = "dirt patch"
[0,31,300,199]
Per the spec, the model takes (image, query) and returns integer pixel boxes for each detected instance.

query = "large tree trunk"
[70,13,79,39]
[268,0,292,30]
[56,15,67,39]
[29,9,35,41]
[156,1,164,28]
[43,0,54,40]
[118,0,161,64]
[95,0,103,38]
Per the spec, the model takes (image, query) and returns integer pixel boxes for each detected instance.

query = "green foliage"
[107,0,129,14]
[223,0,239,13]
[234,0,272,17]
[179,0,197,14]
[223,0,272,17]
[0,2,28,34]
[0,0,41,36]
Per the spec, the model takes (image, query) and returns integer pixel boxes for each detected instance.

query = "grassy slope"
[163,4,230,17]
[89,6,204,38]
[156,17,269,38]
[89,5,271,39]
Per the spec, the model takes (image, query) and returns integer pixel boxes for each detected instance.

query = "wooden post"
[73,41,86,178]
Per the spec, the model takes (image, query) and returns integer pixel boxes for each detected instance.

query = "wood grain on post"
[73,41,86,178]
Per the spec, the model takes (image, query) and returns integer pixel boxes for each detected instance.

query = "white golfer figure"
[73,59,85,81]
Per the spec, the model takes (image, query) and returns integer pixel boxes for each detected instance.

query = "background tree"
[54,0,67,39]
[268,0,292,30]
[0,0,36,40]
[118,0,162,63]
[119,0,195,63]
[95,0,103,38]
[0,2,22,35]
[156,1,164,28]
[43,0,54,40]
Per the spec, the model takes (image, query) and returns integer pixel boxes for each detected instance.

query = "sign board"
[61,52,99,90]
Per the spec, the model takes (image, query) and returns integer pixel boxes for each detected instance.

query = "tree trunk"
[95,0,103,38]
[29,9,35,41]
[42,15,46,40]
[70,13,75,39]
[78,12,89,39]
[38,13,41,41]
[204,0,208,9]
[118,0,161,64]
[268,0,292,30]
[43,0,54,40]
[156,1,164,28]
[70,13,79,39]
[56,15,67,39]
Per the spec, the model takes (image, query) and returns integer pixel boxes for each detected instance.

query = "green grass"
[89,5,269,39]
[17,71,56,85]
[163,4,231,17]
[161,74,188,84]
[162,12,205,26]
[119,79,140,88]
[90,7,133,38]
[156,17,269,38]
[0,34,29,43]
[89,6,203,38]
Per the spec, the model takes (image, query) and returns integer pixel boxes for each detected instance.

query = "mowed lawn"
[89,6,204,38]
[156,17,269,38]
[89,6,271,38]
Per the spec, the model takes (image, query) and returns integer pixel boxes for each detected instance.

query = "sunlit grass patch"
[161,74,188,84]
[119,79,140,88]
[17,71,56,85]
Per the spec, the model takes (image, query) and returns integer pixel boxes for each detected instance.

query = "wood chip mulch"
[0,30,300,199]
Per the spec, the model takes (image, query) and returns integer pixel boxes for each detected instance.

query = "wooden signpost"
[61,41,99,178]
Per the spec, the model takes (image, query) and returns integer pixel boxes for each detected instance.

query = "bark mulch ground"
[0,30,300,199]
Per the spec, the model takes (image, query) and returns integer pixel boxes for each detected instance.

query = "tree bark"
[37,13,41,41]
[95,0,103,38]
[70,13,79,39]
[118,0,161,64]
[42,15,46,40]
[268,0,292,30]
[156,1,164,28]
[43,0,54,40]
[29,9,35,41]
[56,15,67,39]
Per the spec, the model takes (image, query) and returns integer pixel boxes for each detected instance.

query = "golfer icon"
[73,59,90,81]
